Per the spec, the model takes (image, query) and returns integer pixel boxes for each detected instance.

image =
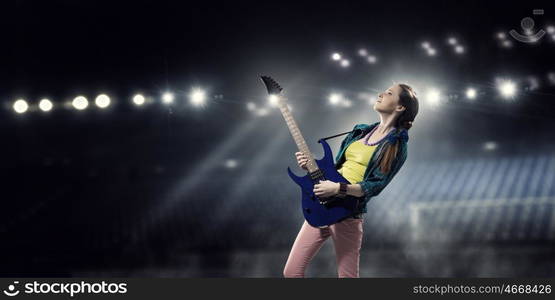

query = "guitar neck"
[277,97,319,173]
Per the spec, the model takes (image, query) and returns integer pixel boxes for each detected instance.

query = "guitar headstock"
[260,75,283,95]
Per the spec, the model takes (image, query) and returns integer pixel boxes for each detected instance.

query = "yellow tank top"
[337,140,377,184]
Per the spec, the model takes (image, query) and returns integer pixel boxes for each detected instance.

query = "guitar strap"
[318,130,354,142]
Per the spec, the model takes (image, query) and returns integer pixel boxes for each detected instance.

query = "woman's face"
[373,84,406,114]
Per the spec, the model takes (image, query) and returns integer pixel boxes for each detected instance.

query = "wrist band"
[338,182,348,198]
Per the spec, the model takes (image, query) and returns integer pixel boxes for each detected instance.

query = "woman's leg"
[330,218,364,278]
[283,220,331,278]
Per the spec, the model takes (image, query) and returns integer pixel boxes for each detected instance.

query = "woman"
[283,83,419,278]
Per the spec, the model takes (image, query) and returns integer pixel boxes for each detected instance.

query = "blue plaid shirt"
[334,122,409,213]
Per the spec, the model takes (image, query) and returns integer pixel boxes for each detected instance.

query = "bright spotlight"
[497,80,517,99]
[421,41,431,49]
[358,49,368,56]
[426,48,437,56]
[328,93,342,105]
[465,88,477,99]
[454,45,465,54]
[331,53,341,61]
[162,92,174,104]
[340,59,350,67]
[13,99,29,114]
[39,98,53,112]
[133,94,145,106]
[496,32,507,40]
[447,37,457,45]
[425,88,441,106]
[268,94,280,107]
[72,96,89,110]
[189,88,206,107]
[547,26,555,34]
[367,55,377,64]
[95,94,111,108]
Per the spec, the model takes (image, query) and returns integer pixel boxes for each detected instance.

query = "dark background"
[1,0,555,277]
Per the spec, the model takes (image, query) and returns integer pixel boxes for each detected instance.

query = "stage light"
[447,37,457,45]
[268,94,279,107]
[502,40,512,48]
[133,94,145,106]
[95,94,111,108]
[496,32,507,39]
[547,26,555,34]
[246,102,256,111]
[483,141,497,151]
[465,88,477,99]
[328,93,342,105]
[72,96,89,110]
[454,45,464,54]
[358,49,368,56]
[189,88,206,107]
[331,53,341,61]
[39,98,53,112]
[497,80,517,99]
[13,99,29,114]
[224,159,238,169]
[426,48,436,56]
[340,59,350,67]
[162,92,174,104]
[425,88,441,106]
[367,55,377,64]
[421,41,430,49]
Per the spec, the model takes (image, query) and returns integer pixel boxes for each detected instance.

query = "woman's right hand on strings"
[295,152,309,170]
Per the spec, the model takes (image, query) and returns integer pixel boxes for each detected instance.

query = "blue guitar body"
[287,139,360,227]
[259,75,360,227]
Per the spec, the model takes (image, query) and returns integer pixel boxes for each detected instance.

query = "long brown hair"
[378,83,419,174]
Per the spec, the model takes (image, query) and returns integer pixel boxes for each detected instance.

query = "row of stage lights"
[327,79,518,109]
[11,88,207,114]
[9,79,522,115]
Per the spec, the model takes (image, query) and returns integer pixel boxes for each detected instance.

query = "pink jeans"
[283,217,364,278]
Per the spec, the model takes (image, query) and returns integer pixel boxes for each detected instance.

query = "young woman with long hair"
[283,83,419,278]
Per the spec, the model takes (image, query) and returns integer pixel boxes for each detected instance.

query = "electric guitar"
[260,76,360,227]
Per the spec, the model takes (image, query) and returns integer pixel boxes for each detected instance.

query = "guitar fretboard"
[277,96,319,173]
